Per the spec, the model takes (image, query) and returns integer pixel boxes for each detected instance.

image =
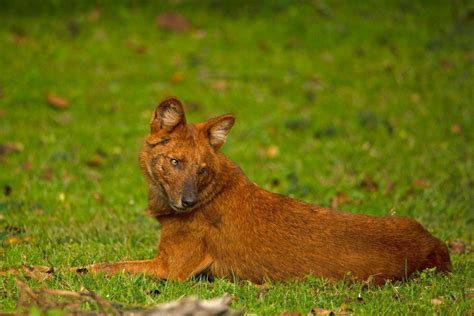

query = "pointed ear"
[205,114,235,150]
[150,97,186,133]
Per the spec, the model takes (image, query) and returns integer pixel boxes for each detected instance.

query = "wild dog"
[76,97,451,285]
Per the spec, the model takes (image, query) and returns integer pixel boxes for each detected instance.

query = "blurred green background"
[0,0,473,314]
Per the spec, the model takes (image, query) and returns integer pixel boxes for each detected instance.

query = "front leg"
[152,238,213,281]
[72,236,213,281]
[71,258,168,278]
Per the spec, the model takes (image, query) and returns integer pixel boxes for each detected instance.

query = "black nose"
[181,196,197,208]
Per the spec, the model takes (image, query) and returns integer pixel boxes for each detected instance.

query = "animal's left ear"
[205,114,235,150]
[150,97,186,133]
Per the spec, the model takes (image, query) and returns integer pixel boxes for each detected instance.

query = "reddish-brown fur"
[77,97,452,284]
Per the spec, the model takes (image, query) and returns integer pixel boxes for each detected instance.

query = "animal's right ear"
[150,97,186,133]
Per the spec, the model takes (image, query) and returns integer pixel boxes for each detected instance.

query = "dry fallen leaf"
[6,236,20,245]
[93,192,104,204]
[331,192,349,209]
[88,8,101,22]
[22,236,35,243]
[310,307,333,315]
[412,178,430,189]
[450,124,462,134]
[359,175,378,192]
[86,153,106,168]
[4,185,12,196]
[258,145,279,159]
[125,39,147,55]
[410,93,421,104]
[266,145,279,158]
[156,12,191,32]
[170,71,186,84]
[431,298,443,305]
[47,93,69,110]
[0,142,24,155]
[211,79,228,91]
[40,167,54,181]
[279,312,301,316]
[441,59,452,71]
[11,32,27,45]
[448,240,469,254]
[385,181,395,194]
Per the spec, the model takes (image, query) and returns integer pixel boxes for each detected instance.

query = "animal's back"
[209,180,451,284]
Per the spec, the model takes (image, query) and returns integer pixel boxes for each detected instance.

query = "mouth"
[169,204,190,213]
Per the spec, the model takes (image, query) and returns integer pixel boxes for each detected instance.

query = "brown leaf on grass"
[0,142,24,156]
[22,161,32,170]
[40,168,54,181]
[309,307,333,315]
[6,236,20,245]
[448,240,470,254]
[331,192,349,209]
[359,175,378,192]
[384,181,395,194]
[125,39,147,55]
[412,178,430,189]
[22,236,35,243]
[440,59,452,71]
[4,185,12,196]
[450,124,462,134]
[11,32,28,45]
[86,153,106,168]
[92,192,104,204]
[266,145,279,158]
[47,93,69,110]
[430,298,443,305]
[410,93,421,104]
[170,71,186,84]
[211,79,228,91]
[88,8,101,22]
[156,12,191,32]
[279,312,301,316]
[258,145,279,159]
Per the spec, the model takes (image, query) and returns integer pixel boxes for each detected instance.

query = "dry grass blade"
[12,281,241,315]
[14,279,120,315]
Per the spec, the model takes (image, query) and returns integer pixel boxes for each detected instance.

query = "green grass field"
[1,0,473,314]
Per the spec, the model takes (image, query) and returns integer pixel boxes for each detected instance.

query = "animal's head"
[139,97,235,214]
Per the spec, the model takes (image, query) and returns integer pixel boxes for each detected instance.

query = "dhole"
[76,97,451,285]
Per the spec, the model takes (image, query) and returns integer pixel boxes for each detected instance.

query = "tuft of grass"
[1,0,473,314]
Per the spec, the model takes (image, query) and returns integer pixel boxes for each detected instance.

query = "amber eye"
[170,158,179,166]
[199,167,207,175]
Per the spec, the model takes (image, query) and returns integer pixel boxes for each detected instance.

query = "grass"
[1,0,473,314]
